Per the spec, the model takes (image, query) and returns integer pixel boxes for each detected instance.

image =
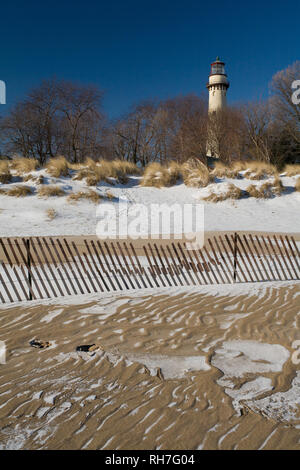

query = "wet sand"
[0,281,299,450]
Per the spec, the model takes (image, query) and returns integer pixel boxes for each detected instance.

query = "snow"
[0,171,299,236]
[246,371,300,423]
[212,340,291,416]
[1,279,299,310]
[123,353,210,379]
[212,340,290,377]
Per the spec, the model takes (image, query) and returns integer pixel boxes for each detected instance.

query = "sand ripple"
[0,282,299,449]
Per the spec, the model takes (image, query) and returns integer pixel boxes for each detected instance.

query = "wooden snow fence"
[0,234,299,303]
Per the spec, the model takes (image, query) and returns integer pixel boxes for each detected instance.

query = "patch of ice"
[126,353,210,379]
[246,371,300,423]
[212,340,290,377]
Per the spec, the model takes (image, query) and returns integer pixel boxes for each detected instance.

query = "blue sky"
[1,0,299,117]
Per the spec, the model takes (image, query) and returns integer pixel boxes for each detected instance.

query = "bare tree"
[208,106,247,164]
[57,81,105,162]
[242,101,273,162]
[1,79,106,164]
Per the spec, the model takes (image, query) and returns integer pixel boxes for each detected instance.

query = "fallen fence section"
[0,234,299,303]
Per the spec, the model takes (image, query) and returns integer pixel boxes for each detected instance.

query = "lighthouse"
[206,57,229,113]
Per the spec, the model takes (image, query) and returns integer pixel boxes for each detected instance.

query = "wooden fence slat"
[84,240,107,292]
[0,263,7,303]
[112,242,136,289]
[37,238,65,297]
[165,245,184,286]
[235,235,260,282]
[71,241,98,293]
[285,236,300,273]
[103,242,126,290]
[254,235,277,281]
[3,239,29,300]
[273,235,293,279]
[129,242,153,288]
[177,243,198,285]
[183,245,202,285]
[29,240,53,298]
[42,238,71,296]
[291,236,300,257]
[189,248,209,285]
[55,238,83,295]
[231,234,255,283]
[89,241,110,291]
[124,242,147,289]
[218,235,242,283]
[259,235,281,281]
[160,245,180,286]
[81,251,102,293]
[1,260,21,301]
[211,237,233,284]
[119,242,142,289]
[51,239,79,294]
[279,236,299,279]
[148,243,167,286]
[143,245,160,287]
[266,236,289,280]
[170,243,191,286]
[96,241,120,290]
[249,235,272,281]
[224,235,248,283]
[46,239,74,295]
[108,242,130,290]
[64,239,92,294]
[207,238,227,284]
[15,239,43,298]
[203,245,221,284]
[0,262,14,303]
[154,243,173,287]
[196,247,214,284]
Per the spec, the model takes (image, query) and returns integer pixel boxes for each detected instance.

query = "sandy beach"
[0,281,299,450]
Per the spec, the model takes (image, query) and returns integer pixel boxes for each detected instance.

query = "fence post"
[26,239,32,300]
[233,232,237,282]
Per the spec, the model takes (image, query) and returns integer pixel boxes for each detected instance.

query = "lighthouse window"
[211,63,224,74]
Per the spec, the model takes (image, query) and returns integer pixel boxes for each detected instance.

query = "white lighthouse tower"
[206,57,229,113]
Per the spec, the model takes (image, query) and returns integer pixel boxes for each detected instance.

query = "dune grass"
[10,157,38,174]
[46,156,69,178]
[211,161,241,179]
[7,185,33,197]
[38,185,66,197]
[67,190,101,203]
[202,184,243,202]
[46,208,57,220]
[246,182,274,199]
[283,164,300,177]
[140,162,181,188]
[73,159,140,185]
[295,177,300,192]
[182,159,213,188]
[246,176,286,199]
[0,161,12,184]
[242,161,278,180]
